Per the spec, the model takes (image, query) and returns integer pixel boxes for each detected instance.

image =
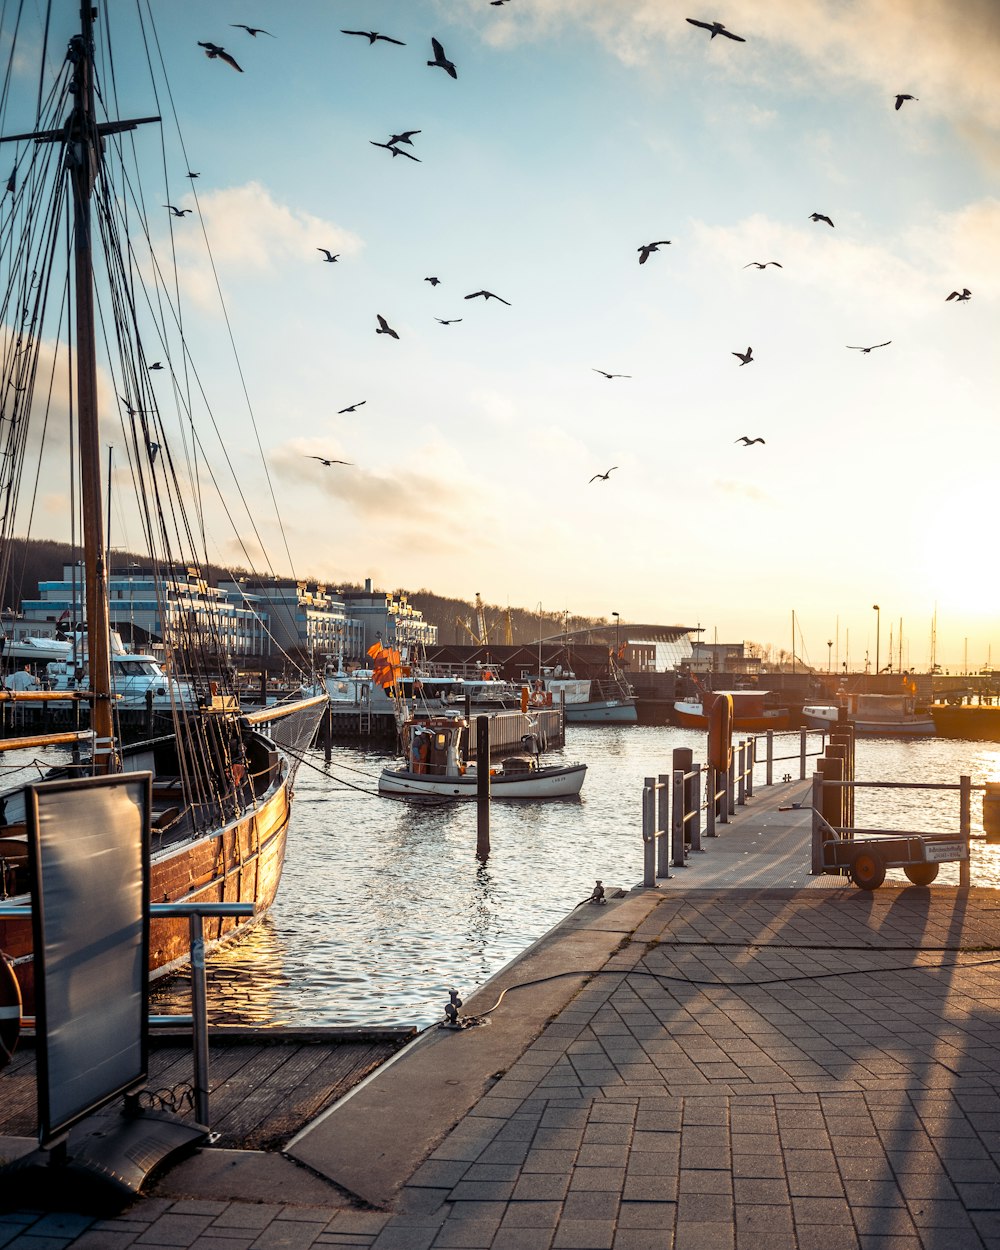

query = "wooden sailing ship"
[0,5,326,1010]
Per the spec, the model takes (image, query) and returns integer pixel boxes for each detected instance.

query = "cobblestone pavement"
[3,888,1000,1248]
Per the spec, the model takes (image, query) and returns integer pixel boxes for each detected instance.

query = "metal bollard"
[642,778,656,887]
[737,740,746,806]
[689,763,702,851]
[728,757,736,816]
[746,738,754,799]
[671,770,687,867]
[657,773,671,879]
[766,730,774,786]
[705,764,717,837]
[960,774,971,889]
[799,728,807,780]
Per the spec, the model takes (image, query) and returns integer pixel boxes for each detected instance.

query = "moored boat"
[0,4,326,1010]
[672,690,790,732]
[378,714,586,798]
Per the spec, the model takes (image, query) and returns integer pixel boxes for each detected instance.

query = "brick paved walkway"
[4,887,1000,1249]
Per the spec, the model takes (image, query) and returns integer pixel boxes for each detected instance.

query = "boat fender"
[520,685,529,714]
[708,693,733,773]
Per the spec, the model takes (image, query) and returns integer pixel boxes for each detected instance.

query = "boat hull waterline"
[378,762,587,798]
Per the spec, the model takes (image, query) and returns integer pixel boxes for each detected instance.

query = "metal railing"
[641,728,828,886]
[0,900,253,1129]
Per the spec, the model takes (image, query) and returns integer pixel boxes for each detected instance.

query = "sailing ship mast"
[1,5,160,769]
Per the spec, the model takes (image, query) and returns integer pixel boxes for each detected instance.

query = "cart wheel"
[903,863,939,887]
[850,850,886,891]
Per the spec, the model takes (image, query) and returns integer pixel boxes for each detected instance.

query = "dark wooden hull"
[0,768,291,1014]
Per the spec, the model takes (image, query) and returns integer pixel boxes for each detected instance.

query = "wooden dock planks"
[0,1032,410,1150]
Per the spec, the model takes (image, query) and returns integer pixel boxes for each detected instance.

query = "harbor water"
[150,725,1000,1030]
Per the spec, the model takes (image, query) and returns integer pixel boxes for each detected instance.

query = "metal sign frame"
[27,772,152,1148]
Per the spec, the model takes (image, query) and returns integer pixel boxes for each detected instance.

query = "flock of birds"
[186,14,974,482]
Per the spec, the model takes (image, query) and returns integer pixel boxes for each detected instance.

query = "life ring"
[0,954,21,1070]
[707,693,733,773]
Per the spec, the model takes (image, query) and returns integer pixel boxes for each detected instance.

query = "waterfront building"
[339,579,438,659]
[218,577,362,661]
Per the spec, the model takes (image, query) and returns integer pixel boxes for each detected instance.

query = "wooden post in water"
[323,703,332,764]
[817,755,844,831]
[476,715,490,859]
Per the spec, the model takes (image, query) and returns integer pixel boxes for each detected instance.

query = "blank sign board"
[27,773,152,1148]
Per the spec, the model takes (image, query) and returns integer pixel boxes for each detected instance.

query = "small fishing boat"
[530,668,638,724]
[672,690,790,731]
[803,694,934,737]
[378,715,586,798]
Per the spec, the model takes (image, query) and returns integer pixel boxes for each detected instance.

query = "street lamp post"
[872,604,880,678]
[612,611,620,660]
[827,640,833,673]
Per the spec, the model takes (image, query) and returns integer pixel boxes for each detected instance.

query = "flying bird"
[425,276,441,286]
[809,212,834,227]
[638,240,671,264]
[744,261,782,269]
[593,369,631,379]
[946,288,971,302]
[376,314,399,338]
[685,18,746,41]
[231,24,273,37]
[388,130,421,146]
[428,37,457,78]
[148,441,161,463]
[317,249,340,262]
[186,171,200,179]
[894,94,918,110]
[164,204,191,217]
[589,467,618,483]
[436,317,462,324]
[307,456,353,467]
[118,394,148,417]
[197,42,243,72]
[732,346,753,365]
[491,1,509,5]
[847,342,891,353]
[370,140,421,161]
[465,289,511,305]
[341,30,406,46]
[338,401,366,414]
[735,436,765,445]
[147,361,164,371]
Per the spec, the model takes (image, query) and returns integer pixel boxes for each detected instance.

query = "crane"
[474,593,489,646]
[455,615,484,645]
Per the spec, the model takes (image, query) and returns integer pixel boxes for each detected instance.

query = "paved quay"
[4,779,1000,1248]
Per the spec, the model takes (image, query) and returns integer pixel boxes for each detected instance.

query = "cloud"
[462,0,1000,165]
[711,478,772,504]
[166,182,363,307]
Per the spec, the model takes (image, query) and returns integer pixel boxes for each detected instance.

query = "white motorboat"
[378,715,586,798]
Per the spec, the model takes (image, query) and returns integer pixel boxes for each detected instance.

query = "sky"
[2,0,999,673]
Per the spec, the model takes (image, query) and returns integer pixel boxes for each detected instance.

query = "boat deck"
[0,1028,412,1150]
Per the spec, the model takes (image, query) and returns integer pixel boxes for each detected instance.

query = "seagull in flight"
[744,261,782,269]
[638,240,671,264]
[436,317,462,325]
[370,140,421,162]
[231,24,273,37]
[164,204,192,217]
[685,18,746,41]
[317,249,339,262]
[388,130,421,147]
[338,401,366,414]
[306,455,353,467]
[732,346,753,365]
[148,441,161,463]
[147,361,164,371]
[593,369,631,379]
[197,42,243,72]
[341,30,406,46]
[735,436,765,445]
[946,288,971,302]
[186,171,200,179]
[847,342,891,353]
[590,467,618,483]
[894,94,918,110]
[425,276,441,286]
[465,289,511,305]
[118,394,149,417]
[376,314,400,339]
[428,37,457,78]
[809,212,834,227]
